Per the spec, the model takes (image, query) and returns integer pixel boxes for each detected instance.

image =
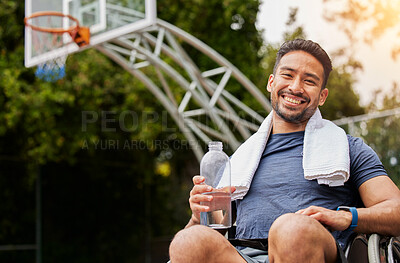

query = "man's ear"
[318,88,329,106]
[267,74,274,92]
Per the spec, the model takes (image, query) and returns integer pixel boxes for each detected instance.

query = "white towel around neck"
[223,109,350,200]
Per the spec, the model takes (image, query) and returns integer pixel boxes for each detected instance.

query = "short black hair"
[273,39,332,89]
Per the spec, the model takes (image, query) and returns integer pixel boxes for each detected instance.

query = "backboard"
[25,0,157,68]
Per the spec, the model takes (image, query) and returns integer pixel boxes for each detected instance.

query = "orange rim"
[24,11,80,34]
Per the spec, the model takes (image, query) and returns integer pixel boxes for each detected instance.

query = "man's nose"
[288,77,304,94]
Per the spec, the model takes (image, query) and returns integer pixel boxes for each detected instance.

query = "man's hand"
[295,205,352,231]
[187,175,214,227]
[186,175,236,228]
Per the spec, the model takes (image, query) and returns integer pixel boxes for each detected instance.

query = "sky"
[257,0,400,106]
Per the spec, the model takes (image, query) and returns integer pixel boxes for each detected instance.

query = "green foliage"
[0,1,187,261]
[0,0,265,261]
[352,84,400,186]
[321,61,365,120]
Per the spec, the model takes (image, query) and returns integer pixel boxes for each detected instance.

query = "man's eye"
[305,79,316,85]
[282,74,292,77]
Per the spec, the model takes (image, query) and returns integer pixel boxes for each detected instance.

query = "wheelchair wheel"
[346,234,369,263]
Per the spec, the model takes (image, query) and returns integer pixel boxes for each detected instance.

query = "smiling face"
[267,50,329,130]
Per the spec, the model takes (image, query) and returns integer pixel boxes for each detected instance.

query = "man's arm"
[297,175,400,236]
[356,175,400,236]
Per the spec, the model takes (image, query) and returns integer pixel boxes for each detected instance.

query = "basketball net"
[25,12,90,82]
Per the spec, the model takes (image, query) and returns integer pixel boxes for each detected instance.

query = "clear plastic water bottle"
[200,141,231,229]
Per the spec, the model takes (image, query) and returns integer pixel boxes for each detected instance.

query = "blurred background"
[1,0,400,262]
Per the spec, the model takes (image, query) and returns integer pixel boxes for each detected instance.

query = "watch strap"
[337,206,358,231]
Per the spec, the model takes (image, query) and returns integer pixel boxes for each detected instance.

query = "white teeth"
[284,96,301,104]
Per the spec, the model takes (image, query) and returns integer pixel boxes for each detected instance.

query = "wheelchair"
[341,233,400,262]
[364,234,400,263]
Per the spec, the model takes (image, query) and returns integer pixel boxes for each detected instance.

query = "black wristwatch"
[337,206,358,231]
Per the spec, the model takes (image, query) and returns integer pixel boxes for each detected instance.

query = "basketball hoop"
[24,11,90,82]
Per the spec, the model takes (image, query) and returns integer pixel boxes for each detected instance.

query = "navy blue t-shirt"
[235,131,387,248]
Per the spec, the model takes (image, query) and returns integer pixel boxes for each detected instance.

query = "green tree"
[348,84,400,186]
[0,0,266,262]
[0,1,191,262]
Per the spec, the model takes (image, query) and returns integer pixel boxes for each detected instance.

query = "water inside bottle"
[200,191,231,229]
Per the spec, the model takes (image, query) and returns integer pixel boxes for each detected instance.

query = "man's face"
[267,50,328,124]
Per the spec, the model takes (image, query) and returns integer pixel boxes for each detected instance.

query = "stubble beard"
[271,91,318,124]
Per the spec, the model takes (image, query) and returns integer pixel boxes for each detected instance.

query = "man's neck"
[271,112,309,134]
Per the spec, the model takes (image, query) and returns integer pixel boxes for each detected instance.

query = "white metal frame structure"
[95,14,271,160]
[333,107,400,135]
[25,1,271,160]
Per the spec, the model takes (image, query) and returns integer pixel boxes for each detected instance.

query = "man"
[169,39,400,263]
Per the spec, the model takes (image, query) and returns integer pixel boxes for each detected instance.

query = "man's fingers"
[190,193,213,203]
[190,202,210,213]
[231,186,237,193]
[296,205,323,215]
[190,175,234,219]
[193,175,205,185]
[295,209,305,214]
[190,184,213,196]
[309,212,324,221]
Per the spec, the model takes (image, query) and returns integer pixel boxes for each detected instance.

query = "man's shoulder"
[346,134,367,148]
[346,133,385,170]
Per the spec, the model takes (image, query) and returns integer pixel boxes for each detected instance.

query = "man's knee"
[169,225,219,261]
[268,213,337,262]
[269,213,318,242]
[170,225,206,251]
[269,214,324,254]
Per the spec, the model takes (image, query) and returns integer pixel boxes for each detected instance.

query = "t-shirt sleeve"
[348,135,387,189]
